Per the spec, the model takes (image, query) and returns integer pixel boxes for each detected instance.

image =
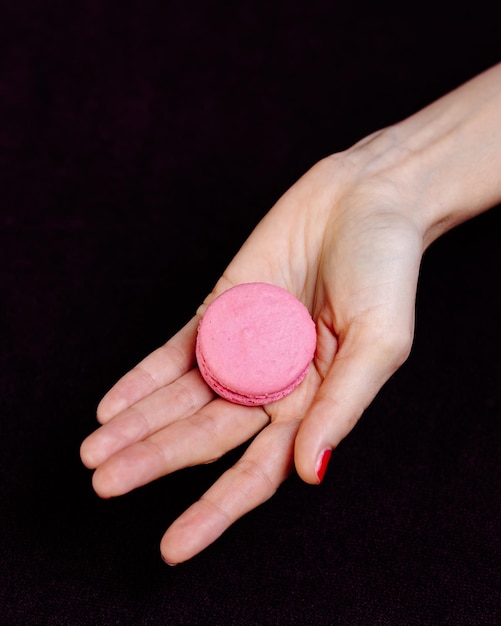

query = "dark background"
[1,2,500,624]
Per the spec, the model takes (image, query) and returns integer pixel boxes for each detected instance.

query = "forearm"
[356,63,501,247]
[398,63,501,243]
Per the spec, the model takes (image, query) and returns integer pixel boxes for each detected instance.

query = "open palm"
[81,146,424,565]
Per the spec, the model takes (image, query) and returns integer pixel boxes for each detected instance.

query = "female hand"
[80,134,424,563]
[80,63,501,564]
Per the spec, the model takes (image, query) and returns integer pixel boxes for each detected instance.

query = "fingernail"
[161,555,177,567]
[315,449,332,484]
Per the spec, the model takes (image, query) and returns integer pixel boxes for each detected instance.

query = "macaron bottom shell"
[196,343,310,406]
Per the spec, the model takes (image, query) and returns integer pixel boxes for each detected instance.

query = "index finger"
[160,419,300,565]
[97,316,200,423]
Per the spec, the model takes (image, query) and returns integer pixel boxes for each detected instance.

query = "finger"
[294,319,413,484]
[81,368,215,469]
[97,316,199,423]
[160,419,299,565]
[91,399,270,498]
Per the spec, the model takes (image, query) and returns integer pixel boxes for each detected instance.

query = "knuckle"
[376,325,413,369]
[194,410,223,453]
[142,438,168,463]
[199,496,232,525]
[234,458,276,499]
[171,379,198,413]
[129,405,151,438]
[160,341,186,371]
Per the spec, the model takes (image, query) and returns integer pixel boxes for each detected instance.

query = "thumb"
[294,320,413,484]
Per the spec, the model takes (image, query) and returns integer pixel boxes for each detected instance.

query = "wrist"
[381,64,501,247]
[345,63,501,249]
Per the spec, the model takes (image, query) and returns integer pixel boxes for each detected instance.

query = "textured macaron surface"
[196,282,316,404]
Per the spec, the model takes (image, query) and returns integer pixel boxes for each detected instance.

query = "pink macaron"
[196,282,316,406]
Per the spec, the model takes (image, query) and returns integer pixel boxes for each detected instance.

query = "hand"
[80,129,425,564]
[81,64,501,564]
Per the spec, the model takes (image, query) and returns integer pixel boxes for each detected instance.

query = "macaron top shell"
[196,282,316,404]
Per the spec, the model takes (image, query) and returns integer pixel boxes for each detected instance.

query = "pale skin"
[81,62,501,565]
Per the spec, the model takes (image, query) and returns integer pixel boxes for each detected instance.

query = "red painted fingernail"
[316,449,332,484]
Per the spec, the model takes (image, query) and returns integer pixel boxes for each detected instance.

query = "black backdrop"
[1,2,500,625]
